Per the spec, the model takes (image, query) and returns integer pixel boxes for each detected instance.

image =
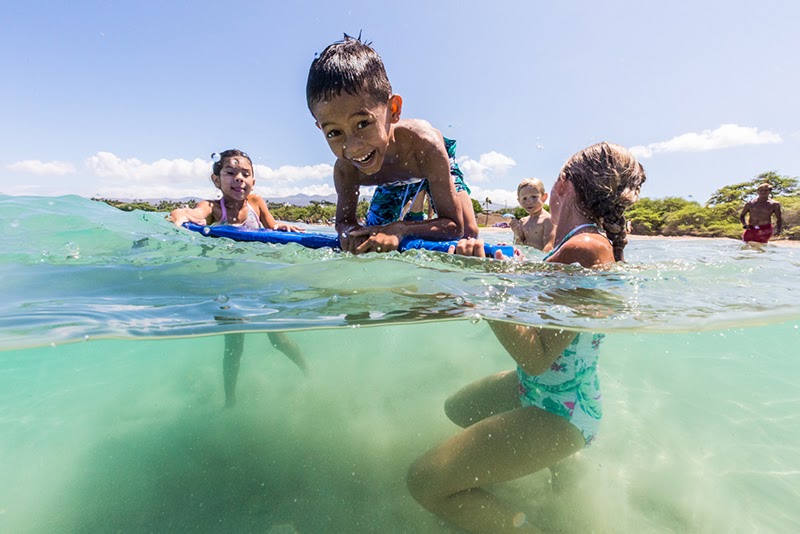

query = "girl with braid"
[408,142,646,533]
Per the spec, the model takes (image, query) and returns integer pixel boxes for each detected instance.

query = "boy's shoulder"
[394,118,441,147]
[391,118,448,171]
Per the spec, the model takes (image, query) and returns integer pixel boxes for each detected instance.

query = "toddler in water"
[170,149,308,406]
[407,142,646,533]
[509,177,556,251]
[306,34,480,254]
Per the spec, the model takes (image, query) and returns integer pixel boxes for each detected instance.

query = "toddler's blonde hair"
[517,178,546,196]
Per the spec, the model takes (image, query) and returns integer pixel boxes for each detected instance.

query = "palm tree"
[483,197,492,225]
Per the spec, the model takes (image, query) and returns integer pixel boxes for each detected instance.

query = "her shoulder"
[551,234,614,268]
[248,193,268,209]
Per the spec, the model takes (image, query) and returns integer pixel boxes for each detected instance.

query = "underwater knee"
[406,459,438,507]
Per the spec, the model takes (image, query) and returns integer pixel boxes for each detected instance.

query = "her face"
[548,176,573,224]
[214,157,255,201]
[312,92,402,175]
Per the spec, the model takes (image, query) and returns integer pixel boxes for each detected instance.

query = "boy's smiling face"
[312,91,402,175]
[517,185,547,215]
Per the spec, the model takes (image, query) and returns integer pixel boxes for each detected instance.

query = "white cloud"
[4,151,336,199]
[630,124,782,159]
[256,163,333,183]
[85,152,209,184]
[7,160,76,175]
[457,151,516,183]
[468,186,519,210]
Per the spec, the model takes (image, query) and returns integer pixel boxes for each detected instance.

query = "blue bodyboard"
[183,223,514,257]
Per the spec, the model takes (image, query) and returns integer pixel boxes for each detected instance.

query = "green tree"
[626,197,698,235]
[471,198,482,214]
[356,198,370,220]
[707,171,799,206]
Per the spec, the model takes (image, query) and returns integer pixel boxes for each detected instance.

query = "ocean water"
[1,194,799,533]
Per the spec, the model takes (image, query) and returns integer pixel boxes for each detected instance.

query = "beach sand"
[628,234,800,247]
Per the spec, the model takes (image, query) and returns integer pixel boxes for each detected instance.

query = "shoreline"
[478,227,800,247]
[628,234,800,247]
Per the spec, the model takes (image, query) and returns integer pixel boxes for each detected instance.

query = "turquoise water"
[1,195,799,532]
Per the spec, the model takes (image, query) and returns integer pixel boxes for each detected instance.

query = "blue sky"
[2,0,798,208]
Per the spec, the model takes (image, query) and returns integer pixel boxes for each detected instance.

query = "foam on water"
[1,195,800,532]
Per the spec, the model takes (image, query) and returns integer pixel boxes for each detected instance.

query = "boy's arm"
[334,161,368,252]
[509,217,525,244]
[401,132,463,239]
[170,201,214,227]
[542,217,556,252]
[349,132,463,253]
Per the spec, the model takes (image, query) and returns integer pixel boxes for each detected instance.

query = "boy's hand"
[349,225,401,254]
[339,227,369,253]
[508,218,520,231]
[447,238,507,260]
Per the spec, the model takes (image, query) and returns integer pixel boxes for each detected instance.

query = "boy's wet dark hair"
[306,34,392,113]
[212,149,252,176]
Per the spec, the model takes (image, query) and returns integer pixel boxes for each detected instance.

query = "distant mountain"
[269,193,339,206]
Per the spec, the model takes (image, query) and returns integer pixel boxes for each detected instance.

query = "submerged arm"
[488,321,577,375]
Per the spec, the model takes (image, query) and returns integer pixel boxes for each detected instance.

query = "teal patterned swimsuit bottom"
[517,333,604,446]
[365,137,471,226]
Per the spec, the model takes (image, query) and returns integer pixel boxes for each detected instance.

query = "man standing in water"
[740,183,782,243]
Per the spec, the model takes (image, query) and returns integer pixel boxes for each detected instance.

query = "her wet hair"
[211,149,252,177]
[560,142,646,262]
[306,33,392,113]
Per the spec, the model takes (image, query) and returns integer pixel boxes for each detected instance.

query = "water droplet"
[470,313,482,324]
[455,296,465,306]
[216,294,229,304]
[329,294,340,303]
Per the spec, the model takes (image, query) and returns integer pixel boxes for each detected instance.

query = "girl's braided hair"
[560,142,646,262]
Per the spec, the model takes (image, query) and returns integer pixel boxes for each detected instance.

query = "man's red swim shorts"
[742,224,773,243]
